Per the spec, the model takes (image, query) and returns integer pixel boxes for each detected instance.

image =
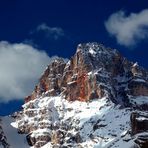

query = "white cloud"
[105,9,148,47]
[36,23,65,40]
[0,41,51,102]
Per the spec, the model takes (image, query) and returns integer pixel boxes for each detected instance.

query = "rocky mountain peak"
[77,42,115,53]
[25,42,148,105]
[3,42,147,148]
[75,42,124,75]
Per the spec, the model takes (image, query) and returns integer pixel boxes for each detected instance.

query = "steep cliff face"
[25,58,66,103]
[25,43,148,105]
[3,42,148,148]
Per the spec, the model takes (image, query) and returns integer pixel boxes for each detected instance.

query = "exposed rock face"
[128,79,148,96]
[13,42,148,147]
[130,112,148,148]
[63,43,117,101]
[134,134,148,148]
[26,133,51,147]
[131,112,148,135]
[25,43,148,104]
[25,58,66,103]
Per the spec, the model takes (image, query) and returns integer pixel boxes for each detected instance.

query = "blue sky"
[0,0,148,115]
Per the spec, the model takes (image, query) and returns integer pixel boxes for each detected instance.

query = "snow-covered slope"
[1,97,147,148]
[0,116,29,148]
[11,95,147,148]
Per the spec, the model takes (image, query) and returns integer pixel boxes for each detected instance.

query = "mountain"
[0,42,148,148]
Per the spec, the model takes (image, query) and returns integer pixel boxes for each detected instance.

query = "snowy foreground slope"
[10,96,146,148]
[1,95,147,148]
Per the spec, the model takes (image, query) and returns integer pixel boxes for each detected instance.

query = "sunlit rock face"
[25,58,66,103]
[10,42,148,148]
[25,42,148,105]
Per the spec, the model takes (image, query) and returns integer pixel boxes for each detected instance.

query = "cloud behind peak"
[105,9,148,47]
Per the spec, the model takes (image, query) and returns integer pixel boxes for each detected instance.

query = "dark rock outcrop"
[134,134,148,148]
[131,112,148,135]
[131,112,148,148]
[0,119,9,148]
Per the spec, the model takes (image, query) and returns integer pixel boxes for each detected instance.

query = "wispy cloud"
[0,41,61,102]
[105,9,148,47]
[34,23,65,40]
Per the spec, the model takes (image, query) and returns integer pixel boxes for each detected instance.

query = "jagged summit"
[76,42,120,69]
[77,42,116,53]
[1,42,147,148]
[25,42,148,105]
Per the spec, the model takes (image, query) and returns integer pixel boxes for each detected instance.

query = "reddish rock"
[25,58,66,103]
[24,42,148,104]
